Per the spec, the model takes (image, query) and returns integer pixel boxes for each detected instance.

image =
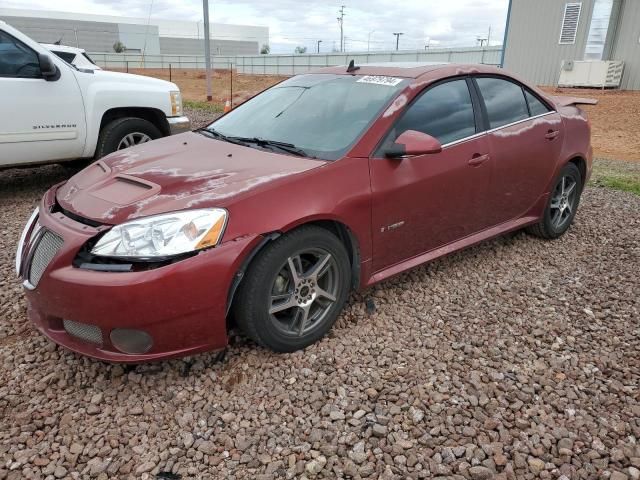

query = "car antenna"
[346,59,360,73]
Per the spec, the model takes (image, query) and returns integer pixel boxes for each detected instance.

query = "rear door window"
[524,89,551,116]
[393,79,477,145]
[476,77,529,129]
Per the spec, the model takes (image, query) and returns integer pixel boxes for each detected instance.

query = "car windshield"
[207,73,407,160]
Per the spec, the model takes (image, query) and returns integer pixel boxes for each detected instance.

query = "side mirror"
[38,53,60,81]
[385,130,442,158]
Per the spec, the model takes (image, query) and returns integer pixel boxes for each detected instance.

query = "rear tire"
[234,226,351,352]
[94,117,161,159]
[526,163,582,239]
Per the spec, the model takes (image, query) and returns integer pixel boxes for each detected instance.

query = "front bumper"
[167,115,191,135]
[19,187,260,362]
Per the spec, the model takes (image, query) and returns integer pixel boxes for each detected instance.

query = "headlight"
[170,90,183,116]
[91,209,227,259]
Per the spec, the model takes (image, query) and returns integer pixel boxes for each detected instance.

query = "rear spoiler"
[552,96,598,107]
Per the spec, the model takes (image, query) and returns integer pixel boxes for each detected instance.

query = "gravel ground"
[185,106,221,129]
[1,154,639,480]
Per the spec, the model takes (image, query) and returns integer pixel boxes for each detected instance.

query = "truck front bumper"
[167,116,191,135]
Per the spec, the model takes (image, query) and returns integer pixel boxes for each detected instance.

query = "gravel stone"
[1,160,639,479]
[469,465,495,480]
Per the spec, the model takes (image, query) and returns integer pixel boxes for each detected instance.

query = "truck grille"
[28,230,64,287]
[63,319,103,345]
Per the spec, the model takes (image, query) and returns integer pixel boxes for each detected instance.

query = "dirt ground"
[112,69,640,162]
[543,87,640,162]
[121,68,286,107]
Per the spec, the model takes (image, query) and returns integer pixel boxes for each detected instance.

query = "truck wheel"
[95,117,161,159]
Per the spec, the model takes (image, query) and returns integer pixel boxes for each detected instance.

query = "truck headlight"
[170,90,183,116]
[91,209,227,259]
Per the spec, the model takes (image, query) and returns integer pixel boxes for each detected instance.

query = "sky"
[5,0,510,53]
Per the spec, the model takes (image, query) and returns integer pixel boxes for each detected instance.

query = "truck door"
[0,28,86,167]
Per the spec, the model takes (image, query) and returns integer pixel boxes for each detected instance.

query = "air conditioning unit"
[558,60,624,88]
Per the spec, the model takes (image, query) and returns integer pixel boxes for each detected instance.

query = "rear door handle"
[468,153,490,166]
[545,130,560,140]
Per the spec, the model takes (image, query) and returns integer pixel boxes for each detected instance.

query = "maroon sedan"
[16,63,595,362]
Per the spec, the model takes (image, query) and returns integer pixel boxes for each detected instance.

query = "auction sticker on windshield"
[356,75,404,86]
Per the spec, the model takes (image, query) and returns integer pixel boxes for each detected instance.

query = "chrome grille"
[28,230,64,287]
[63,319,103,345]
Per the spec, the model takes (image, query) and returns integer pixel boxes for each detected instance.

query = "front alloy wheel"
[117,132,152,150]
[234,226,351,352]
[269,249,339,337]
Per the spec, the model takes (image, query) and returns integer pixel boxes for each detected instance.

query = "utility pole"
[487,25,492,46]
[337,5,346,52]
[367,30,375,52]
[393,32,404,51]
[317,40,322,53]
[203,0,213,101]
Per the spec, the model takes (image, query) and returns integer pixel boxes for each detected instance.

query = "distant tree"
[294,46,307,54]
[260,44,270,54]
[113,41,126,53]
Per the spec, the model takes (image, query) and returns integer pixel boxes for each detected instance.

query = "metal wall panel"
[610,0,640,90]
[117,23,160,55]
[159,37,259,56]
[1,16,119,52]
[504,0,640,89]
[504,0,596,86]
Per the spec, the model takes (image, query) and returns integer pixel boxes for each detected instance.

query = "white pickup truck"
[0,20,190,169]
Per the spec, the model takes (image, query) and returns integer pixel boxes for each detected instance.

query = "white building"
[0,8,269,56]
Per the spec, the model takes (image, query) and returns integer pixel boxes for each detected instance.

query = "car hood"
[56,132,327,225]
[88,69,177,90]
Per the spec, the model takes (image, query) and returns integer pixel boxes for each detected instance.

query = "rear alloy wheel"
[234,226,351,352]
[527,163,582,239]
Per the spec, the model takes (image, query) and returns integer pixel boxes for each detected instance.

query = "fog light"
[110,329,153,354]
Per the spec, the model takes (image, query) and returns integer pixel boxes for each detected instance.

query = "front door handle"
[468,153,490,166]
[545,130,560,140]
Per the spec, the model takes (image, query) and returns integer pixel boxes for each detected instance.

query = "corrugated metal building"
[503,0,640,90]
[0,8,268,56]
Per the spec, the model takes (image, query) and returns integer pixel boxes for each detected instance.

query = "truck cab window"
[0,31,40,78]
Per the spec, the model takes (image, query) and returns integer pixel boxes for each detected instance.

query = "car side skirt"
[365,203,547,287]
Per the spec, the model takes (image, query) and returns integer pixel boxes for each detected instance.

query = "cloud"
[4,0,509,53]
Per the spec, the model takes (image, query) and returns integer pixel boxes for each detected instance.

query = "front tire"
[94,117,161,159]
[234,226,351,352]
[527,163,582,239]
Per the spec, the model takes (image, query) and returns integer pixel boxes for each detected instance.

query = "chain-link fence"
[89,46,503,76]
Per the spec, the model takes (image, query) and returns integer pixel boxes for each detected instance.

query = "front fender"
[74,72,176,158]
[221,156,373,286]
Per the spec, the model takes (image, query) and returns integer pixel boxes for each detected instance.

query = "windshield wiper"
[228,137,313,158]
[196,129,314,158]
[195,128,250,147]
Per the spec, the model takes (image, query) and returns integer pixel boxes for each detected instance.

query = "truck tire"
[95,117,162,159]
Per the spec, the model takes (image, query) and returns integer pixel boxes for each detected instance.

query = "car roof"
[41,43,86,54]
[311,62,503,79]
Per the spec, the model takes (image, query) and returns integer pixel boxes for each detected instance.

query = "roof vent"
[559,2,582,44]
